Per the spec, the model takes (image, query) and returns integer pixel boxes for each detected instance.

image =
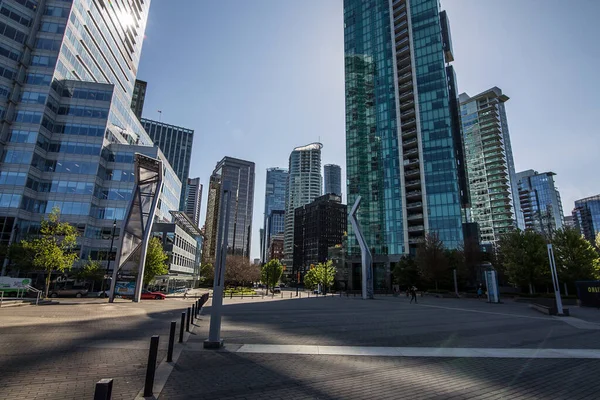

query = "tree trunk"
[45,270,52,298]
[91,280,95,293]
[528,282,533,295]
[435,280,438,291]
[563,282,568,296]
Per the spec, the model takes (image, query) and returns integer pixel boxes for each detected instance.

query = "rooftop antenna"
[157,110,162,122]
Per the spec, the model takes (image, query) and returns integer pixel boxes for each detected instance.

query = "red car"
[141,289,166,300]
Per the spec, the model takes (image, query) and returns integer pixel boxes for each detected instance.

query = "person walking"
[476,286,483,299]
[410,286,418,304]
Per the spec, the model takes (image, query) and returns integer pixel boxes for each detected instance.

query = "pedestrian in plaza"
[183,288,188,299]
[476,286,483,299]
[410,286,418,304]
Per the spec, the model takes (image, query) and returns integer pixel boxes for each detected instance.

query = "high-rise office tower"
[572,195,600,244]
[324,164,342,197]
[283,143,323,270]
[141,119,194,211]
[344,0,469,283]
[0,0,182,273]
[293,194,347,274]
[131,79,147,119]
[185,177,202,228]
[261,167,288,262]
[516,170,564,236]
[203,157,255,262]
[459,87,521,246]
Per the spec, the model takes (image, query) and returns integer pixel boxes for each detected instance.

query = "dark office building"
[141,119,194,210]
[131,79,147,119]
[293,194,347,274]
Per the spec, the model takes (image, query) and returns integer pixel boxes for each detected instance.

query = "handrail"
[25,285,42,305]
[0,291,3,307]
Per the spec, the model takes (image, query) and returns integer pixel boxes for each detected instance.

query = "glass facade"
[184,177,202,228]
[572,195,600,244]
[344,0,467,268]
[131,79,147,119]
[141,118,194,211]
[324,164,342,196]
[0,0,182,272]
[262,167,288,262]
[203,157,255,261]
[460,87,520,246]
[516,170,564,236]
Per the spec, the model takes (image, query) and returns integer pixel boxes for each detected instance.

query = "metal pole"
[94,379,113,400]
[191,304,195,324]
[143,335,159,397]
[453,269,459,298]
[205,181,232,348]
[167,321,176,362]
[547,244,564,315]
[179,312,185,343]
[186,307,191,332]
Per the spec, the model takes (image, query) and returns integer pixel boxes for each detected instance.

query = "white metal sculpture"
[109,153,163,303]
[349,196,373,299]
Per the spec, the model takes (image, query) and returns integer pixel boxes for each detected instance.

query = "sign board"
[575,281,600,308]
[484,270,500,303]
[0,277,32,292]
[115,281,136,296]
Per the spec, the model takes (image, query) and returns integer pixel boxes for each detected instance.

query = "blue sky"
[137,0,600,259]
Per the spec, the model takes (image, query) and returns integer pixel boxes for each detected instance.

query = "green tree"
[143,237,169,285]
[498,230,549,293]
[261,259,283,290]
[303,260,337,293]
[200,262,214,286]
[596,232,600,251]
[415,233,448,290]
[392,256,420,288]
[21,207,79,297]
[76,257,105,292]
[553,228,600,283]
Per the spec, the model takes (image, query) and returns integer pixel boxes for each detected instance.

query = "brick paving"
[2,294,599,399]
[159,295,600,399]
[0,297,201,400]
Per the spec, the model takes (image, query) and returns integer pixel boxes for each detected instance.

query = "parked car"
[272,286,281,294]
[141,289,166,300]
[49,286,88,298]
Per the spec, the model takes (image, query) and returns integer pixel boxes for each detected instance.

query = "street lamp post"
[100,219,117,297]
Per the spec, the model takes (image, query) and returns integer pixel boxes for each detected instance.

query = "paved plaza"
[1,293,600,399]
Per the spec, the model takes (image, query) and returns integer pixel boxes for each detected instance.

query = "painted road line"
[233,344,600,359]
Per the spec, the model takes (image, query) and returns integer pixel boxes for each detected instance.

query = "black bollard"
[167,321,176,362]
[94,378,113,400]
[191,304,195,325]
[186,307,191,332]
[179,312,185,343]
[143,335,159,397]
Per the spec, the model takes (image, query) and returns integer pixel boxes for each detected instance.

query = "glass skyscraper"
[324,164,342,197]
[261,167,288,262]
[283,143,323,270]
[130,79,147,119]
[572,194,600,244]
[184,177,202,228]
[141,118,194,211]
[0,0,182,274]
[460,87,521,246]
[203,157,255,262]
[344,0,468,286]
[516,170,564,236]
